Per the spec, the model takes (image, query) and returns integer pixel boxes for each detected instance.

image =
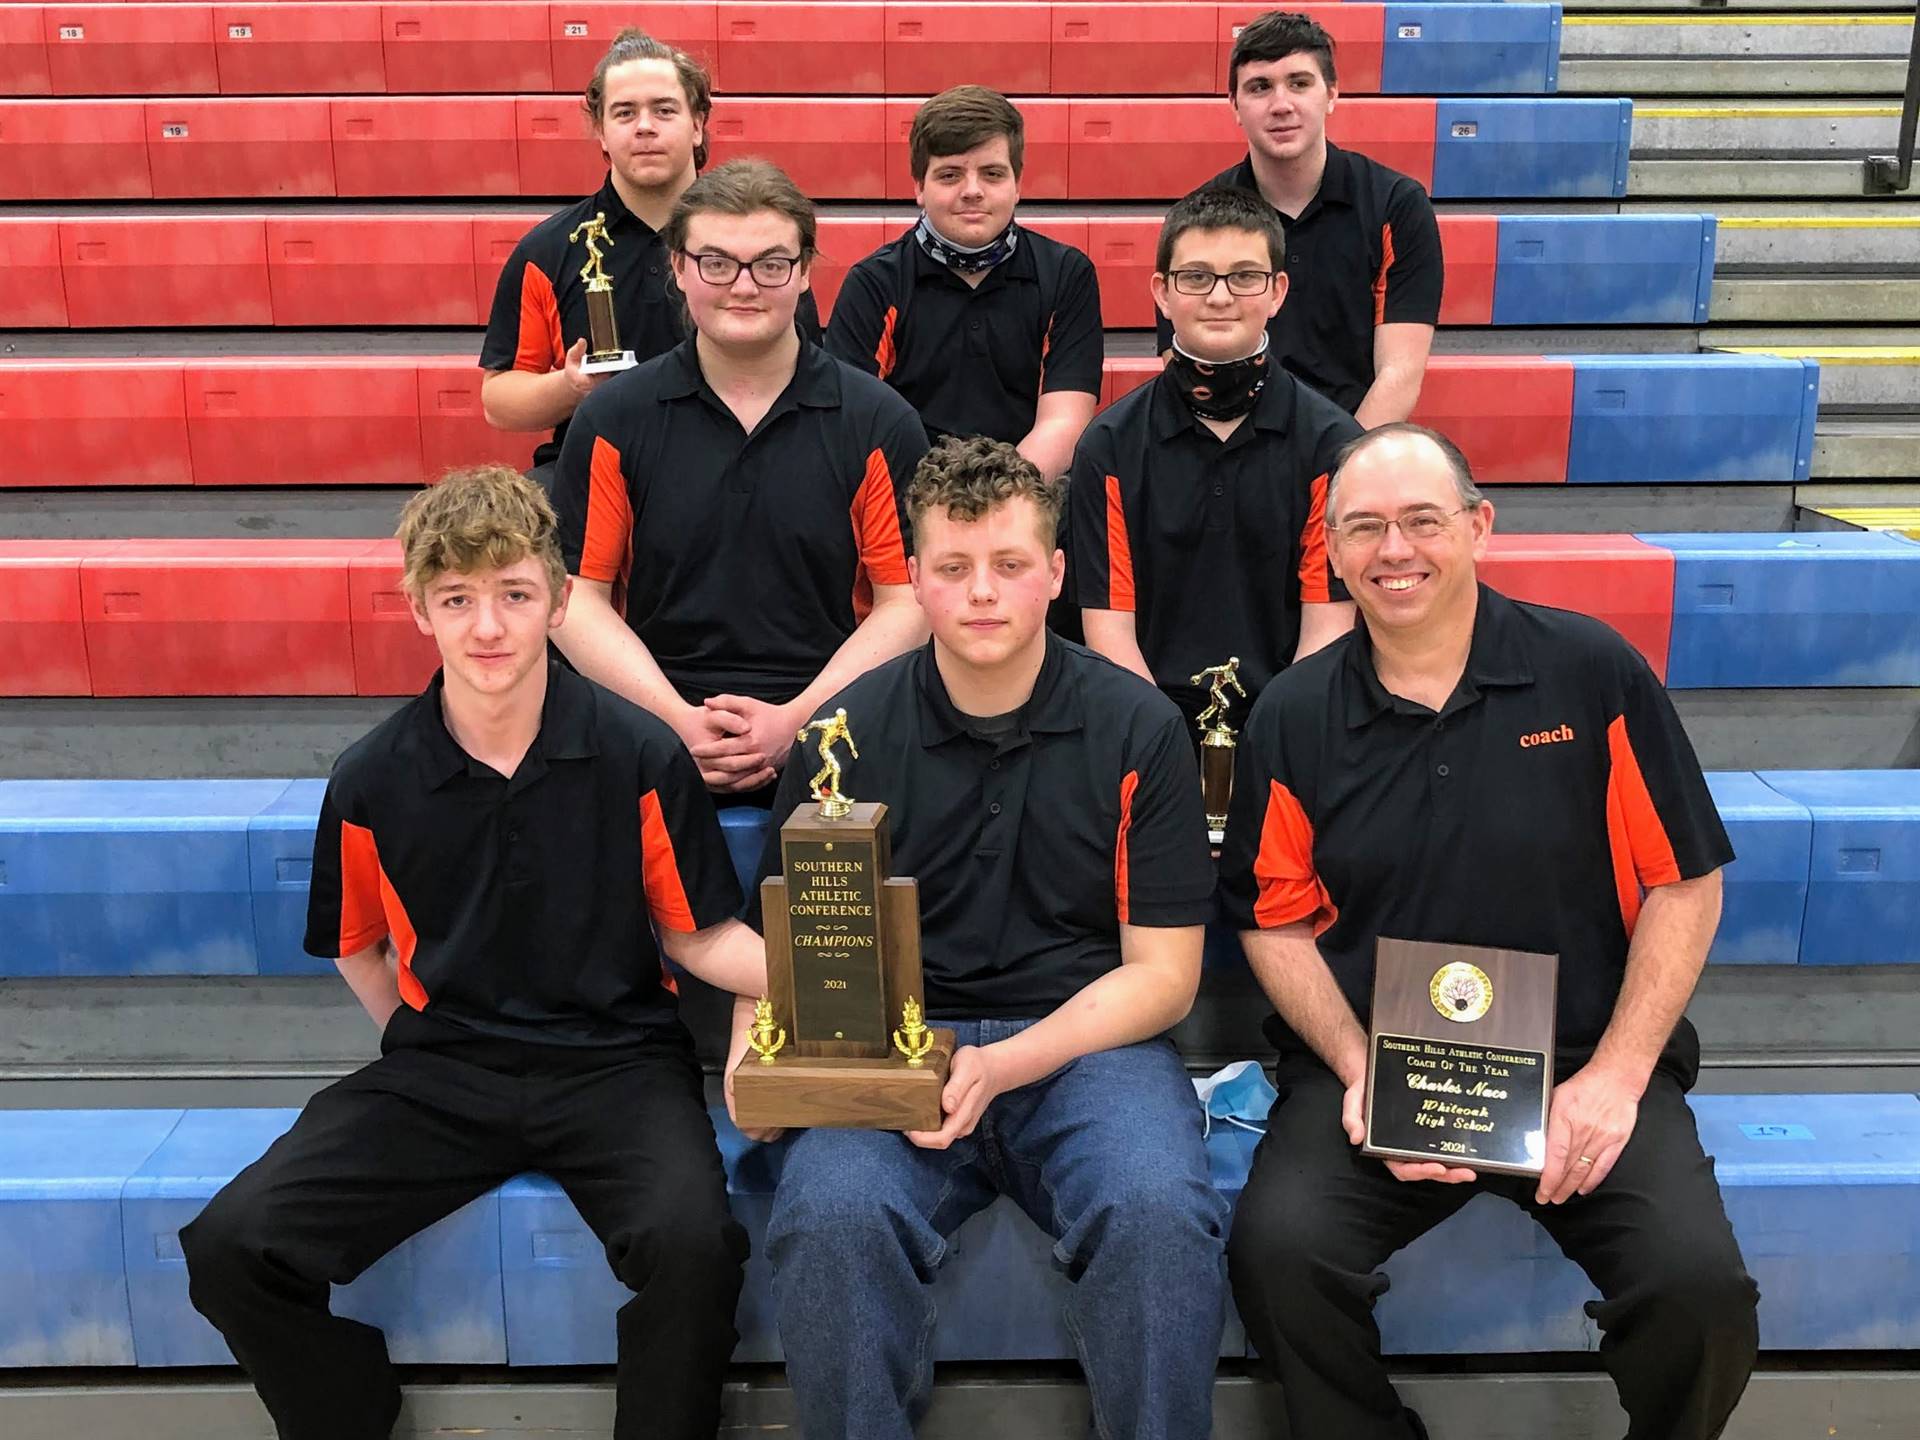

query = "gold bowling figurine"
[746,996,787,1064]
[1191,657,1245,845]
[1191,656,1246,733]
[566,211,637,373]
[892,997,935,1067]
[798,708,859,820]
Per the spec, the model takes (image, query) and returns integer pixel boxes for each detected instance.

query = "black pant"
[181,1020,748,1440]
[1228,1061,1758,1440]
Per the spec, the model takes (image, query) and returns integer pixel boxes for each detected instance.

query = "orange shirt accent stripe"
[515,262,565,373]
[1104,473,1136,611]
[875,305,898,380]
[1252,779,1338,935]
[1372,222,1395,328]
[579,434,634,586]
[1604,713,1683,936]
[639,789,698,933]
[339,820,427,1010]
[849,447,910,622]
[1115,769,1139,923]
[1297,472,1333,604]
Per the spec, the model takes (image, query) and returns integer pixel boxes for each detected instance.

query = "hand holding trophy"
[567,212,639,375]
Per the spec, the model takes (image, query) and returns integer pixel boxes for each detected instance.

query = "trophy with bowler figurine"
[568,212,638,374]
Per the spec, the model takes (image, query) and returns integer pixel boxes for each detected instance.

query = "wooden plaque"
[733,801,952,1131]
[1362,937,1558,1177]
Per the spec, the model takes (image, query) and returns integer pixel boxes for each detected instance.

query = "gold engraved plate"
[1430,962,1494,1024]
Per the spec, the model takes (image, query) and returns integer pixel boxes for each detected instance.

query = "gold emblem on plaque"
[892,996,935,1067]
[1430,962,1494,1024]
[798,707,859,820]
[746,996,787,1063]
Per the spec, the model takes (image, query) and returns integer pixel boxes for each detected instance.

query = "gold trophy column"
[567,212,638,374]
[1191,657,1246,846]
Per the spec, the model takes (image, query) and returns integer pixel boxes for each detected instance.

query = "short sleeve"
[554,387,634,585]
[1299,414,1362,605]
[1039,251,1104,397]
[638,737,745,932]
[851,405,928,583]
[823,261,892,378]
[479,242,564,374]
[1115,712,1216,926]
[1067,425,1132,613]
[1216,696,1337,935]
[303,776,390,960]
[1378,182,1443,328]
[1604,645,1735,893]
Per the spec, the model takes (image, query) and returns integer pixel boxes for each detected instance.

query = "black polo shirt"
[553,337,929,707]
[824,225,1104,445]
[479,174,822,468]
[1217,586,1733,1083]
[304,660,742,1049]
[1157,143,1443,415]
[745,634,1216,1018]
[1069,368,1360,730]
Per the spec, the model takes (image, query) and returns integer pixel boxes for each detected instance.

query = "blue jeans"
[766,1019,1229,1440]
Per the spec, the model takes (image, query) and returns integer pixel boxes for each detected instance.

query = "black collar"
[1343,584,1537,729]
[906,221,1038,291]
[656,335,843,411]
[914,631,1086,747]
[1228,140,1354,223]
[590,174,658,237]
[1147,361,1299,444]
[408,655,600,788]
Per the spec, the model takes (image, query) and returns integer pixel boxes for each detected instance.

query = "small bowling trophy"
[567,211,637,374]
[1192,657,1246,846]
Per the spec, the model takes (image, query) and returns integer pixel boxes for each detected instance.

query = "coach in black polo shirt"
[1218,425,1757,1440]
[746,438,1227,1440]
[827,87,1103,481]
[551,160,930,799]
[1077,186,1359,733]
[480,30,819,488]
[181,466,769,1440]
[1162,11,1442,422]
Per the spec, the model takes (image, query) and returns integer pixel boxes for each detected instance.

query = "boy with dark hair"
[743,436,1227,1440]
[1162,10,1442,424]
[1078,186,1360,733]
[182,464,769,1440]
[826,86,1103,482]
[551,160,931,799]
[481,29,818,489]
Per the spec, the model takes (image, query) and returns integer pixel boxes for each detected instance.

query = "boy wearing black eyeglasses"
[550,159,931,800]
[1073,186,1361,735]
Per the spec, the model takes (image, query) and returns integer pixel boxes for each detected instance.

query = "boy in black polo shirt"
[826,87,1103,482]
[480,30,820,490]
[550,160,930,799]
[1162,11,1442,423]
[180,466,769,1440]
[1077,186,1359,734]
[745,437,1227,1440]
[1218,426,1757,1440]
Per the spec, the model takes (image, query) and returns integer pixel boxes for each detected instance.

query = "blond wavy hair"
[397,465,568,601]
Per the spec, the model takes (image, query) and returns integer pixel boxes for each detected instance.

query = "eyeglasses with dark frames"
[684,251,801,288]
[1166,268,1278,297]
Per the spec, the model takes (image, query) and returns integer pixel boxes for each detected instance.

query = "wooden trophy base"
[731,1029,955,1131]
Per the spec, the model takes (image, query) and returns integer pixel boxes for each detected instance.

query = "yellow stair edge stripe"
[1720,347,1920,364]
[1716,217,1920,230]
[1806,507,1920,538]
[1637,104,1903,118]
[1565,11,1912,22]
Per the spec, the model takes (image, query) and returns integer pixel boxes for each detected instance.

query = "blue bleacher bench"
[1494,216,1717,329]
[1,1096,1915,1367]
[5,775,1917,976]
[1379,4,1562,95]
[1573,356,1819,485]
[1431,97,1631,198]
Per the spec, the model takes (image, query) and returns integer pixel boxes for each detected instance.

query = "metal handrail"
[1864,1,1920,193]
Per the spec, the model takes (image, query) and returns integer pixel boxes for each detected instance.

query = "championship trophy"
[730,710,954,1131]
[567,212,637,374]
[1191,657,1246,846]
[1362,937,1558,1176]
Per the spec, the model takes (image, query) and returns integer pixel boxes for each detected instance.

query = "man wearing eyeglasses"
[1161,11,1442,425]
[1218,423,1756,1440]
[549,159,931,800]
[1073,186,1360,735]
